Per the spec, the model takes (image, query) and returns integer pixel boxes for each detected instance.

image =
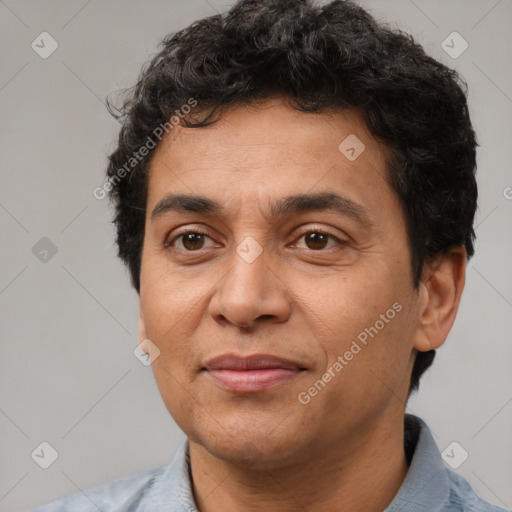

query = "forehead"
[151,99,388,167]
[146,98,395,220]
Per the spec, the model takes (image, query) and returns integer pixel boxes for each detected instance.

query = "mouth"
[202,353,307,392]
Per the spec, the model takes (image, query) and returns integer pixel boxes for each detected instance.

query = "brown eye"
[181,233,205,250]
[167,231,215,251]
[305,232,329,250]
[299,231,346,251]
[294,230,346,251]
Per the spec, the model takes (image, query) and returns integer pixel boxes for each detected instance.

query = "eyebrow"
[151,192,374,229]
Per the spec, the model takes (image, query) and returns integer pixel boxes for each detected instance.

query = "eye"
[165,230,216,251]
[165,228,347,253]
[293,230,347,250]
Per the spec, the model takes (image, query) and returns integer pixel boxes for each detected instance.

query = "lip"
[203,353,306,392]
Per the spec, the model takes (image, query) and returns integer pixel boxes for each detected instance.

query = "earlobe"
[413,247,467,353]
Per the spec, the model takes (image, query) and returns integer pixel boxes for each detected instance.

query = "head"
[105,0,477,465]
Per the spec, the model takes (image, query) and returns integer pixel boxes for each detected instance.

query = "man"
[33,0,507,510]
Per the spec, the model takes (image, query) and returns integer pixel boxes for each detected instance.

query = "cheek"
[305,270,413,388]
[333,307,416,414]
[140,257,212,330]
[140,276,206,435]
[139,271,205,378]
[150,362,204,443]
[303,276,392,347]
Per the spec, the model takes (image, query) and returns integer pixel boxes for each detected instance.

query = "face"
[138,98,423,468]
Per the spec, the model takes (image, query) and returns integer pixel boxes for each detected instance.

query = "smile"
[203,353,306,392]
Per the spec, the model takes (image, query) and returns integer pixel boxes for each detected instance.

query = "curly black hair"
[104,0,478,395]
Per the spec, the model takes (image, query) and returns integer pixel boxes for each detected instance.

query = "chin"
[206,442,294,471]
[191,420,309,470]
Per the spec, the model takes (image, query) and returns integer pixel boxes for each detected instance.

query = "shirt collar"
[384,414,450,511]
[150,439,198,511]
[155,414,448,512]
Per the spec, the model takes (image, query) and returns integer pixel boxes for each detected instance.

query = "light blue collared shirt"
[31,415,508,511]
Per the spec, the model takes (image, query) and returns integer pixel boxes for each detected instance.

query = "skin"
[138,97,466,511]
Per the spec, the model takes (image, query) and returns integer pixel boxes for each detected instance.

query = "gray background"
[0,0,511,510]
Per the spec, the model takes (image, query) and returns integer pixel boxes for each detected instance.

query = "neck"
[188,412,409,512]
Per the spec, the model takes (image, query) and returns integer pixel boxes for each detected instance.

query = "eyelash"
[164,229,212,250]
[164,227,347,251]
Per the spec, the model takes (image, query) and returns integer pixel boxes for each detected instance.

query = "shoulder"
[445,469,509,512]
[30,465,167,512]
[388,415,509,512]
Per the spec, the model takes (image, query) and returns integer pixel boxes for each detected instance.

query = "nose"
[208,243,292,330]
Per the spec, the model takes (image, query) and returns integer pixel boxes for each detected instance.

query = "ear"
[138,304,147,346]
[413,246,467,352]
